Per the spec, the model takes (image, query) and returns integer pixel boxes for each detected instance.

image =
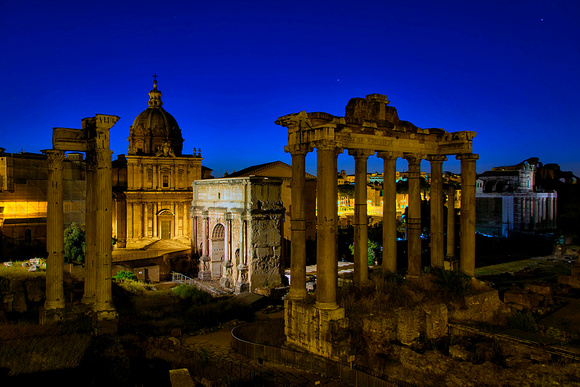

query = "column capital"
[286,143,313,156]
[348,148,375,159]
[42,149,65,169]
[456,153,479,161]
[377,151,402,160]
[426,155,448,163]
[313,138,338,151]
[403,153,425,164]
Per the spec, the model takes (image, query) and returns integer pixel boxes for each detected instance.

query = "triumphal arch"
[41,114,119,334]
[276,94,478,360]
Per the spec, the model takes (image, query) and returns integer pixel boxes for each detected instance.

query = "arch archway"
[211,223,225,277]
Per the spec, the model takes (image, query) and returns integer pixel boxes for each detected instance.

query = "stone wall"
[284,300,351,362]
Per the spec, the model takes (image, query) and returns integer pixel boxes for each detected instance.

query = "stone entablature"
[191,177,285,293]
[277,93,478,362]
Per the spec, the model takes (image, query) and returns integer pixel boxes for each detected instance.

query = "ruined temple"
[276,93,478,361]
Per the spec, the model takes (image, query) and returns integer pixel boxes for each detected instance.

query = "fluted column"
[404,154,423,276]
[427,155,446,268]
[44,149,66,310]
[378,152,398,273]
[349,149,374,285]
[446,186,456,264]
[83,151,97,304]
[316,140,339,309]
[457,153,479,277]
[287,146,309,301]
[94,148,115,313]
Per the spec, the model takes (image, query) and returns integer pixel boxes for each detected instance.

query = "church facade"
[113,79,211,248]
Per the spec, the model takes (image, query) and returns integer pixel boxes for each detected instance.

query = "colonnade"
[43,115,118,332]
[287,145,479,309]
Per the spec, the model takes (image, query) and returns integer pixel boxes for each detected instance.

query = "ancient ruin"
[42,114,119,334]
[276,93,478,360]
[191,177,285,293]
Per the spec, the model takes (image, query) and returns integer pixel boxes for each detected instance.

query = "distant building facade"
[476,159,557,237]
[112,79,212,248]
[0,78,212,259]
[191,177,285,293]
[0,149,86,260]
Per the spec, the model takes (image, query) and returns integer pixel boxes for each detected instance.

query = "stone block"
[169,368,195,387]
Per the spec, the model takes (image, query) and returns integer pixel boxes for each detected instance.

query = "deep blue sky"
[1,0,579,178]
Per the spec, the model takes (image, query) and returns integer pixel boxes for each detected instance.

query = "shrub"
[507,311,537,332]
[431,268,471,297]
[172,284,213,305]
[113,270,138,282]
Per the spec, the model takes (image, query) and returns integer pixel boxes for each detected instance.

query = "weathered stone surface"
[284,299,350,362]
[450,290,510,325]
[169,368,195,387]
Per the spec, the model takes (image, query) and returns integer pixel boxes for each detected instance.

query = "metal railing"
[231,324,415,387]
[171,271,195,286]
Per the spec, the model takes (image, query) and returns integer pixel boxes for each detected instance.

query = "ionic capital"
[456,153,479,162]
[377,151,402,161]
[426,155,448,163]
[403,153,425,166]
[286,143,313,156]
[43,149,65,169]
[348,149,375,159]
[313,138,338,151]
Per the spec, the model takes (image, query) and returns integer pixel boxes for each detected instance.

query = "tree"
[349,239,380,266]
[64,222,85,263]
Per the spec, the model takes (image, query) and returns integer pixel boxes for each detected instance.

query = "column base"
[40,304,92,325]
[444,258,458,271]
[198,271,211,281]
[92,309,119,335]
[315,301,340,311]
[286,288,307,301]
[219,277,232,289]
[234,282,249,294]
[284,299,350,362]
[44,299,65,310]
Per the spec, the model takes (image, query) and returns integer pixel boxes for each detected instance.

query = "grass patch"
[474,258,543,277]
[0,260,46,280]
[0,321,92,376]
[115,284,254,336]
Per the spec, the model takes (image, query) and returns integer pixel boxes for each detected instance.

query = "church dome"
[128,77,184,156]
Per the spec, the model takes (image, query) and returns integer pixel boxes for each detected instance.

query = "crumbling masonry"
[276,94,477,361]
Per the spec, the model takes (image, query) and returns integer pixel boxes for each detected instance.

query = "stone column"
[349,149,373,285]
[44,149,66,310]
[446,186,456,266]
[316,140,339,309]
[378,152,398,273]
[404,154,423,276]
[83,151,97,304]
[457,153,479,277]
[153,202,158,238]
[143,202,149,238]
[287,146,309,301]
[427,156,446,268]
[94,148,115,314]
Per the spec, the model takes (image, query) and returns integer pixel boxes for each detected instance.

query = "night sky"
[1,1,579,178]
